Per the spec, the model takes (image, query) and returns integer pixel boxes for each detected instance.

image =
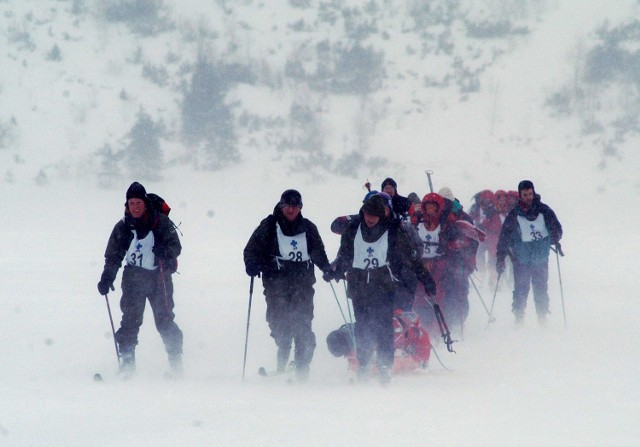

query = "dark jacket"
[392,194,411,218]
[243,204,331,288]
[334,211,430,298]
[496,195,562,266]
[101,207,181,284]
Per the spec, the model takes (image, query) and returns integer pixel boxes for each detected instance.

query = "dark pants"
[442,264,471,328]
[512,260,549,316]
[265,284,316,370]
[115,266,183,356]
[351,289,395,369]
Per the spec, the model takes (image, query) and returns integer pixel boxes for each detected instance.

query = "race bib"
[126,230,157,270]
[276,223,310,262]
[418,224,441,259]
[352,227,389,270]
[517,214,549,242]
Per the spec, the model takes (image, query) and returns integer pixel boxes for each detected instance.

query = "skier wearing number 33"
[243,189,332,382]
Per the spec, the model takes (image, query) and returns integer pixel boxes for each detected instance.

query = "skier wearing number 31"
[243,189,333,382]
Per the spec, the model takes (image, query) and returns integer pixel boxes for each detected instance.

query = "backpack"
[147,193,171,216]
[147,193,179,273]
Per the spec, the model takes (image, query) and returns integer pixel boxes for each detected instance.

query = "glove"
[152,245,172,260]
[245,262,261,277]
[322,269,335,282]
[97,278,115,296]
[423,275,436,296]
[496,258,505,275]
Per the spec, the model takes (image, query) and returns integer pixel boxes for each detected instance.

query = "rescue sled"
[326,310,431,375]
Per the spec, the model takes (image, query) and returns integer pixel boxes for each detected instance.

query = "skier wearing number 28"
[97,182,184,377]
[496,180,563,325]
[243,189,333,382]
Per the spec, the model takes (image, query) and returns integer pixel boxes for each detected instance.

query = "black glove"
[153,245,172,260]
[322,269,335,283]
[245,262,261,277]
[97,278,115,296]
[496,258,505,275]
[423,275,436,296]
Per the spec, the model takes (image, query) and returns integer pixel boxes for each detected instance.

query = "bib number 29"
[363,258,379,269]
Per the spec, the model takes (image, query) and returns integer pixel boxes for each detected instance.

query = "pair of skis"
[258,361,296,378]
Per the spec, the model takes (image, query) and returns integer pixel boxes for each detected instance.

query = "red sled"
[326,311,431,375]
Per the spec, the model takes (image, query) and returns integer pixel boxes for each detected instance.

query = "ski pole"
[487,272,501,325]
[469,276,494,321]
[425,170,434,193]
[242,276,255,380]
[551,244,567,328]
[104,294,120,366]
[329,281,349,325]
[422,294,456,353]
[343,281,354,325]
[159,261,172,316]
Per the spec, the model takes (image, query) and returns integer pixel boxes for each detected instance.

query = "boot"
[356,364,371,383]
[168,353,183,377]
[513,308,525,326]
[295,364,310,383]
[119,350,135,379]
[277,346,291,372]
[378,365,391,387]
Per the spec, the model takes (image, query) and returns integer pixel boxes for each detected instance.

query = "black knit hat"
[381,177,397,191]
[280,189,303,208]
[362,195,386,218]
[126,182,148,201]
[517,180,535,193]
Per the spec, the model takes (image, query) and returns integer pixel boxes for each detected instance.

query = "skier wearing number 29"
[243,189,333,382]
[332,195,436,386]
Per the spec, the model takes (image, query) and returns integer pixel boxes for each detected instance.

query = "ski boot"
[168,353,183,378]
[277,346,291,373]
[118,351,136,380]
[378,365,391,387]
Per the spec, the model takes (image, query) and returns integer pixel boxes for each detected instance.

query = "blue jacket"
[496,195,562,266]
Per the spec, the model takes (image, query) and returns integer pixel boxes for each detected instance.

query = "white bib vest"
[517,214,549,242]
[352,227,389,270]
[418,224,441,259]
[126,230,157,270]
[276,223,310,262]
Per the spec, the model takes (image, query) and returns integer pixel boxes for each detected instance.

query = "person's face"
[423,202,439,217]
[497,195,507,208]
[282,204,301,222]
[519,188,535,208]
[363,212,380,228]
[127,198,146,219]
[382,185,396,197]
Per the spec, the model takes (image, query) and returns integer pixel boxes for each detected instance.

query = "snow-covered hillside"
[1,0,638,192]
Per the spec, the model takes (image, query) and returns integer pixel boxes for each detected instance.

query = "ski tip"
[93,373,104,382]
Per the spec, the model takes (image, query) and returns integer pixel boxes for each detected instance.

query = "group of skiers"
[97,178,562,385]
